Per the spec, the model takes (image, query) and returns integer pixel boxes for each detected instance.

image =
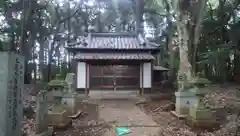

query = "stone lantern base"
[47,110,72,129]
[172,89,197,118]
[186,94,220,129]
[186,110,220,130]
[189,105,212,120]
[62,93,79,117]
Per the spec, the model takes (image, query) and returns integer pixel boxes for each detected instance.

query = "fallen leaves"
[158,127,196,136]
[22,116,35,136]
[22,84,240,136]
[138,84,240,136]
[138,100,196,135]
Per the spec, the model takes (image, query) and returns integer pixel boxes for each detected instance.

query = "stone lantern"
[186,77,220,129]
[47,74,71,128]
[188,77,210,109]
[173,73,211,118]
[48,74,67,108]
[48,73,78,115]
[47,74,68,108]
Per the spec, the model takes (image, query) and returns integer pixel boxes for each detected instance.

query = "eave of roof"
[74,52,155,60]
[153,66,169,71]
[65,32,160,51]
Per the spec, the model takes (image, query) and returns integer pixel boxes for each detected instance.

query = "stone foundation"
[186,86,220,130]
[187,102,220,130]
[62,93,77,114]
[47,110,71,128]
[186,116,220,130]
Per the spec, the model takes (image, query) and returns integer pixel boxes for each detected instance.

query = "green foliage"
[207,0,219,9]
[198,44,236,63]
[148,0,240,83]
[195,0,240,83]
[146,0,173,15]
[0,0,239,84]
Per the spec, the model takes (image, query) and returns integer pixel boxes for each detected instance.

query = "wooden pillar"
[85,63,89,96]
[87,63,90,95]
[74,60,78,92]
[141,63,144,95]
[151,61,153,92]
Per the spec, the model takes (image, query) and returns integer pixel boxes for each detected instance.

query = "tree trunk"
[47,24,61,82]
[177,14,192,80]
[10,32,15,51]
[175,0,207,90]
[191,0,207,74]
[19,0,27,55]
[168,34,175,81]
[56,47,61,73]
[175,1,192,90]
[135,0,145,34]
[19,0,33,84]
[68,52,71,72]
[19,0,32,55]
[164,0,175,81]
[34,63,37,82]
[234,42,240,83]
[67,3,71,71]
[39,38,45,82]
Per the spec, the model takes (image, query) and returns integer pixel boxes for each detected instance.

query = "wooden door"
[89,64,140,90]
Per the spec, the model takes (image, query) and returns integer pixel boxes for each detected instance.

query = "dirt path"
[98,100,160,136]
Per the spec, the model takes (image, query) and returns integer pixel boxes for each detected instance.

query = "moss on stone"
[48,74,67,89]
[189,106,212,120]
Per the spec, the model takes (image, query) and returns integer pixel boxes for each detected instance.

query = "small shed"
[65,33,160,95]
[152,66,169,85]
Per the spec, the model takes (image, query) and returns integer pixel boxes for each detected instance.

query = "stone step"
[88,91,140,100]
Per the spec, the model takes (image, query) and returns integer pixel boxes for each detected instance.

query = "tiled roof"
[67,33,159,50]
[74,53,155,60]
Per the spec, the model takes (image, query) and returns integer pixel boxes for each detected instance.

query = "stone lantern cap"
[48,74,68,89]
[188,77,210,96]
[189,77,211,87]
